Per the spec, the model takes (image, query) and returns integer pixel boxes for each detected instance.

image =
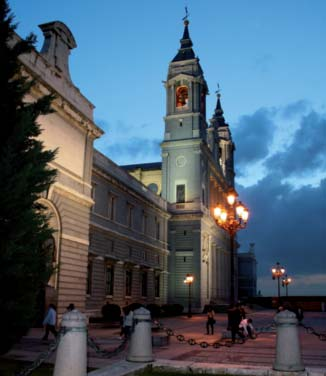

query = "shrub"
[101,303,121,322]
[125,302,143,313]
[146,304,161,318]
[161,303,184,316]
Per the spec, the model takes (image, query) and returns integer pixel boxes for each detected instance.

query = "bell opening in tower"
[176,86,189,108]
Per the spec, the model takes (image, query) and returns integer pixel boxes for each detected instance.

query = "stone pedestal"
[273,309,305,372]
[54,309,87,376]
[127,307,153,362]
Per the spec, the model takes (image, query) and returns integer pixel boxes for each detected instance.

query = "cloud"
[106,137,161,165]
[252,53,274,74]
[233,107,277,166]
[265,110,326,177]
[94,118,161,165]
[237,176,326,295]
[281,100,309,119]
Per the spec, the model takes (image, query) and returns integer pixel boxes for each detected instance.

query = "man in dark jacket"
[227,303,245,343]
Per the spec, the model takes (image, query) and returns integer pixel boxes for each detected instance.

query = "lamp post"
[184,274,194,318]
[213,188,249,303]
[282,275,292,297]
[272,262,286,301]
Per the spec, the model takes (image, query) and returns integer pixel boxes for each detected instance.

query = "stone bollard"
[54,309,88,376]
[127,307,153,362]
[273,309,305,372]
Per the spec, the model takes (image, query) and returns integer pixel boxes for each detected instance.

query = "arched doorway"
[34,199,61,325]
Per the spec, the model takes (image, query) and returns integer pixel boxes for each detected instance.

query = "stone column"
[273,310,305,372]
[54,309,87,376]
[127,307,153,362]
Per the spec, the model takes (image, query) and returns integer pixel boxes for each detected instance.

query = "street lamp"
[213,188,249,303]
[184,273,194,318]
[272,262,286,301]
[282,275,292,297]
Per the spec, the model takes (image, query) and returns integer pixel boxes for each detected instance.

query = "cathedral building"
[16,17,241,317]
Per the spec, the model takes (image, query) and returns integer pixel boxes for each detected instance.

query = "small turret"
[209,91,235,186]
[39,21,77,81]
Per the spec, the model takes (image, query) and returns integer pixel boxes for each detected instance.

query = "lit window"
[176,86,189,108]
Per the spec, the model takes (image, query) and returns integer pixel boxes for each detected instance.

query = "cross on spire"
[182,6,190,21]
[215,83,221,97]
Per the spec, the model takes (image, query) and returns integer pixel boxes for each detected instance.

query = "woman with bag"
[206,306,216,335]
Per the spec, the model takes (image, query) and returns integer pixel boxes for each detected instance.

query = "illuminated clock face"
[176,155,186,167]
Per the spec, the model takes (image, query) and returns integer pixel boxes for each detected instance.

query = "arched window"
[176,86,188,108]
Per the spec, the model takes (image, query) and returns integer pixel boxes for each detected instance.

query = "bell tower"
[161,17,213,308]
[161,18,209,204]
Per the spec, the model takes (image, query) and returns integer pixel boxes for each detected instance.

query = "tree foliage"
[0,0,57,354]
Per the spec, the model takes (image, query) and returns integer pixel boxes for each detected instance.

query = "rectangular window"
[141,271,148,297]
[125,269,132,296]
[142,211,148,234]
[127,203,134,228]
[108,194,116,221]
[87,259,93,295]
[105,264,114,296]
[176,184,185,203]
[155,217,160,240]
[155,274,160,298]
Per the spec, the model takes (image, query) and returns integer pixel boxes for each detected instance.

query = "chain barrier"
[15,325,128,376]
[15,327,69,376]
[87,336,128,358]
[157,322,245,348]
[255,323,276,334]
[300,323,326,341]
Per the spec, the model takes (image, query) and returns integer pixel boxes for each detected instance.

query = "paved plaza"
[2,309,326,374]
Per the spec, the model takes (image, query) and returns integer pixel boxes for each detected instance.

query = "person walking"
[122,307,134,339]
[206,306,216,335]
[42,303,57,341]
[227,303,245,343]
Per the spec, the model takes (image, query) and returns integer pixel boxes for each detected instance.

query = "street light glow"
[213,189,250,303]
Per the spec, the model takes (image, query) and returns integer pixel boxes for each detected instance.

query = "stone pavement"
[2,309,326,375]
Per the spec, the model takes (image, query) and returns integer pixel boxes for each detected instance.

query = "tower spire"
[172,10,195,62]
[212,87,228,127]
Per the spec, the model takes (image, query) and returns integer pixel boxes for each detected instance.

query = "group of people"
[206,303,256,343]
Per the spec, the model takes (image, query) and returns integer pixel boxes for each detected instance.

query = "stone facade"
[15,16,250,317]
[238,244,258,299]
[16,22,102,316]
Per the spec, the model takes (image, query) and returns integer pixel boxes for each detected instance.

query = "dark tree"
[0,0,57,354]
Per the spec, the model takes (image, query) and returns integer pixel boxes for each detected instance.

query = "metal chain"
[255,323,276,333]
[15,328,67,376]
[87,336,128,358]
[300,323,326,341]
[157,322,245,348]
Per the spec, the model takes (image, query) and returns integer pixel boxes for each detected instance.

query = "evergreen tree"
[0,0,57,354]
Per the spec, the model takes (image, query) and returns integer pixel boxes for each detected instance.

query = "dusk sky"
[10,0,326,297]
